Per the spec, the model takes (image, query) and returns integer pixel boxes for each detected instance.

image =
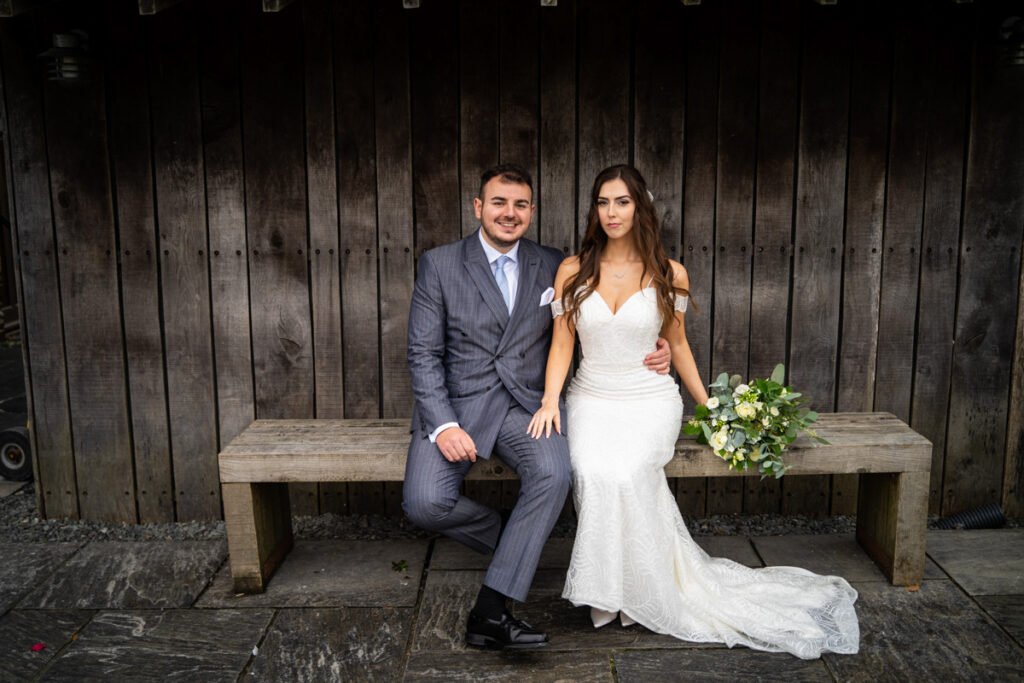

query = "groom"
[403,163,669,649]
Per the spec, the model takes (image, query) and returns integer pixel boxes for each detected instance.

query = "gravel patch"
[1,483,1018,544]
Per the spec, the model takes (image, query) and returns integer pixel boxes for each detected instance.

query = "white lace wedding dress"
[551,287,860,660]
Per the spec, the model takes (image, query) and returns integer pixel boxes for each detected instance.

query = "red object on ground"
[30,643,46,652]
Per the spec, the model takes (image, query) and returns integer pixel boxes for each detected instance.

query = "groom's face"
[474,178,534,252]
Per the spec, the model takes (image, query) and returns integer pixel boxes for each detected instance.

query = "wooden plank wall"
[0,0,1021,522]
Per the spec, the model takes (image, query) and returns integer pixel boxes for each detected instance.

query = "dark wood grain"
[198,0,255,496]
[679,0,720,518]
[746,0,800,514]
[499,0,539,242]
[873,3,929,424]
[944,0,1024,514]
[633,0,684,261]
[375,0,415,516]
[458,0,499,237]
[39,4,134,522]
[1007,252,1024,518]
[149,2,220,520]
[241,0,316,516]
[707,0,758,515]
[784,0,850,515]
[0,11,76,520]
[334,0,381,515]
[538,0,576,253]
[831,0,892,515]
[912,1,972,514]
[302,0,346,514]
[304,0,343,422]
[411,0,460,255]
[577,0,631,242]
[106,0,172,523]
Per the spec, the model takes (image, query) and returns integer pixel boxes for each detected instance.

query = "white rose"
[734,383,750,396]
[709,429,729,451]
[706,396,720,409]
[761,417,771,428]
[735,402,756,420]
[770,406,780,417]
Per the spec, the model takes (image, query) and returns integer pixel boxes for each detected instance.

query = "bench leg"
[855,471,928,586]
[222,482,294,593]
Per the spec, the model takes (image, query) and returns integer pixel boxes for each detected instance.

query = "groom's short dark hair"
[479,163,533,199]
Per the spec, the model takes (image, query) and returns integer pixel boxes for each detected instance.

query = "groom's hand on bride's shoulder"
[644,338,672,375]
[436,427,478,463]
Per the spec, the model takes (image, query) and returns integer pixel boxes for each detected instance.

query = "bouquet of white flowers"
[683,364,827,478]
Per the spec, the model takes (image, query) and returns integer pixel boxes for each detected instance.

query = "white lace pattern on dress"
[561,287,859,660]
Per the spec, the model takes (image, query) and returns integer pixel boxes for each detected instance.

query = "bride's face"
[596,178,635,242]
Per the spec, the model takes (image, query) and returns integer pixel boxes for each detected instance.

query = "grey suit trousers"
[403,403,571,602]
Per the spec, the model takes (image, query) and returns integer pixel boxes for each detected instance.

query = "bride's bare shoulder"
[666,259,690,289]
[555,256,581,292]
[557,255,581,277]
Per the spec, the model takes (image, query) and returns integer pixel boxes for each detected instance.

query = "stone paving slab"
[926,529,1024,595]
[404,650,613,681]
[976,595,1024,647]
[38,608,272,682]
[431,535,762,572]
[615,648,833,682]
[824,580,1024,682]
[247,607,411,682]
[19,541,225,610]
[412,570,706,654]
[0,479,26,497]
[696,536,764,567]
[0,609,93,681]
[0,543,83,613]
[752,534,945,582]
[196,539,428,608]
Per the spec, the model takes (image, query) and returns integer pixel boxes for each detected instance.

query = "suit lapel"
[463,231,509,327]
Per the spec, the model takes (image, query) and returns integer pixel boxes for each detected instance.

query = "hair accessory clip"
[646,189,655,202]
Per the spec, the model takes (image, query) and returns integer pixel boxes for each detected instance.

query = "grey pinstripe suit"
[403,230,571,602]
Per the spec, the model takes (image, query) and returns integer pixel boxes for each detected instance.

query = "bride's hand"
[527,400,561,439]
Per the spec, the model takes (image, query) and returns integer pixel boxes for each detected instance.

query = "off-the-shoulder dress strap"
[550,298,565,318]
[644,273,655,289]
[674,295,688,313]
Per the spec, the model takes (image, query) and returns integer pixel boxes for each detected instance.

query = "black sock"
[472,585,507,621]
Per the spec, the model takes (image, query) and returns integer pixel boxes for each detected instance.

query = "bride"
[527,164,859,659]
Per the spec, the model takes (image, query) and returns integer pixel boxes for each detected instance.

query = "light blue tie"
[494,255,512,313]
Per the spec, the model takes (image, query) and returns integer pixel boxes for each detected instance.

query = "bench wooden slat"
[218,412,932,483]
[218,411,932,591]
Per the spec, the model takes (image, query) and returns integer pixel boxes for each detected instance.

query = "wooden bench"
[218,412,931,593]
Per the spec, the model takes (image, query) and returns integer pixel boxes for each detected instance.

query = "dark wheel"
[0,427,32,481]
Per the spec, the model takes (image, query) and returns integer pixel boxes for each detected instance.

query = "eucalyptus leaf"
[770,364,786,384]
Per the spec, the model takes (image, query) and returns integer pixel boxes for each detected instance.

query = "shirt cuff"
[429,422,460,443]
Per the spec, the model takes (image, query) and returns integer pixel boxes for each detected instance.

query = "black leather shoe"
[466,610,549,650]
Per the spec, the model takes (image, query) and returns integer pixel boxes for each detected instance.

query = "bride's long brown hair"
[562,165,690,325]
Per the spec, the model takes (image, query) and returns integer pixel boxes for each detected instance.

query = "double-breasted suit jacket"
[407,230,566,457]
